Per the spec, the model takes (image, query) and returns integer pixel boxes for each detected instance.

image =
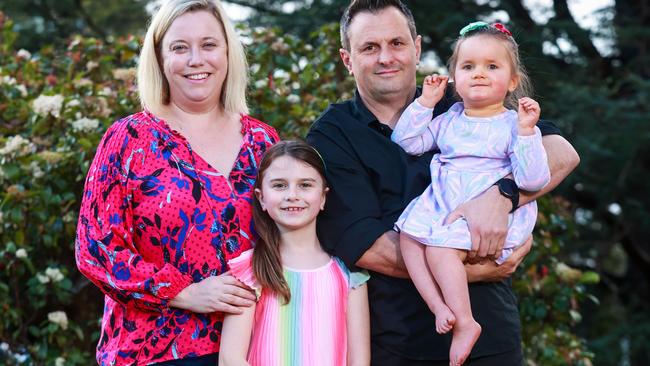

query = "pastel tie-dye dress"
[392,101,550,264]
[227,249,369,365]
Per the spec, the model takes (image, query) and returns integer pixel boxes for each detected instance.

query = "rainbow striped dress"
[227,249,369,366]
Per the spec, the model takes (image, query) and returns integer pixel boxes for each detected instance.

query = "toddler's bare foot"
[432,304,456,334]
[449,319,481,366]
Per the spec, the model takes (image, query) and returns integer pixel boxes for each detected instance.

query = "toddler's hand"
[517,97,540,135]
[417,74,448,109]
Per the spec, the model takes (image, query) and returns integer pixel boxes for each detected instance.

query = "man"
[306,0,580,365]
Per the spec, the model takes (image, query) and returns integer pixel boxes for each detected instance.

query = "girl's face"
[453,35,518,111]
[255,155,328,233]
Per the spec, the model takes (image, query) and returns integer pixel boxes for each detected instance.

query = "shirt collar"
[352,88,422,137]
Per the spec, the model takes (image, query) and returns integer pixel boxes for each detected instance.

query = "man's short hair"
[340,0,417,51]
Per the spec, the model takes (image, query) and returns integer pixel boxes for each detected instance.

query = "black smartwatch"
[494,178,519,213]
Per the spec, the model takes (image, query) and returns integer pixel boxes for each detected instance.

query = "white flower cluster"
[86,60,99,71]
[271,38,289,53]
[16,49,32,60]
[48,311,69,330]
[0,342,31,364]
[0,75,28,97]
[33,94,64,118]
[287,94,300,104]
[112,67,136,82]
[0,135,36,157]
[1,75,17,85]
[37,267,65,283]
[15,84,27,97]
[55,357,66,366]
[28,161,45,178]
[15,248,28,259]
[71,117,100,133]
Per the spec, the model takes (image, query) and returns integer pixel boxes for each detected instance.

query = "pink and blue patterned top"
[75,110,279,365]
[392,101,550,262]
[228,249,369,366]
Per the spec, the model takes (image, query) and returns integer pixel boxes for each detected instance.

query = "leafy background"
[0,0,648,365]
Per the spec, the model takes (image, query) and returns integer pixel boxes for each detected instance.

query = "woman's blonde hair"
[137,0,248,115]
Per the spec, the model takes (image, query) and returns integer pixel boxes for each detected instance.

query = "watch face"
[499,179,516,197]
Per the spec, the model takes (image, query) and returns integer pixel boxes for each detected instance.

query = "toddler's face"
[453,35,518,111]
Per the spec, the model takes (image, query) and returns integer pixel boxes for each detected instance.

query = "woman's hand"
[465,236,532,282]
[170,272,257,314]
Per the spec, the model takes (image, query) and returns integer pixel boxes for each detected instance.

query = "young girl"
[392,22,551,365]
[219,141,370,366]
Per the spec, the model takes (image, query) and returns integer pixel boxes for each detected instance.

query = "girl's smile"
[255,155,328,233]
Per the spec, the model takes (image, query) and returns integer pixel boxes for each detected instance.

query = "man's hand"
[466,236,532,282]
[445,186,511,262]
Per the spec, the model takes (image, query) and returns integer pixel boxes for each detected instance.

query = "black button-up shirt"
[307,89,560,360]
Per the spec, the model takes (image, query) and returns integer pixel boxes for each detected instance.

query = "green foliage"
[0,0,149,51]
[0,13,596,365]
[514,196,597,365]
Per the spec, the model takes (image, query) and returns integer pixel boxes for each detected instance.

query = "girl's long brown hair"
[252,140,328,304]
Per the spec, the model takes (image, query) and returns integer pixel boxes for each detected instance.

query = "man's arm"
[356,230,409,278]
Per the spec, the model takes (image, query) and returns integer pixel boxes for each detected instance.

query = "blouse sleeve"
[75,119,193,312]
[227,249,262,300]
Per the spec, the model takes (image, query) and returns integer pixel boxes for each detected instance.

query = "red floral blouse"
[75,111,279,365]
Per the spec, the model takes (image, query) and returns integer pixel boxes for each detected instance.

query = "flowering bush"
[0,12,596,365]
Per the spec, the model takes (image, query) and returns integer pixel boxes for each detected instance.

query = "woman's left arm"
[347,284,370,366]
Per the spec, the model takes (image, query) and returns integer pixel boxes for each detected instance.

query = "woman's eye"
[171,44,187,52]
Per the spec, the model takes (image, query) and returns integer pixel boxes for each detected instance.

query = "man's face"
[340,7,421,104]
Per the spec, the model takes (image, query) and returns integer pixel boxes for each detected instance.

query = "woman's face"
[160,10,228,111]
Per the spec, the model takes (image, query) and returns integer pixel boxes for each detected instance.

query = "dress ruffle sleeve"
[333,257,370,290]
[227,249,262,300]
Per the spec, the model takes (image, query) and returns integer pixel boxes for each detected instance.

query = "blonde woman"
[75,1,279,364]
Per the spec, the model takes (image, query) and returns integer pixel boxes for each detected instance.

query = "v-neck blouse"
[75,110,279,365]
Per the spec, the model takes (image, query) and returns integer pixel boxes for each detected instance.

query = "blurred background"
[0,0,647,365]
